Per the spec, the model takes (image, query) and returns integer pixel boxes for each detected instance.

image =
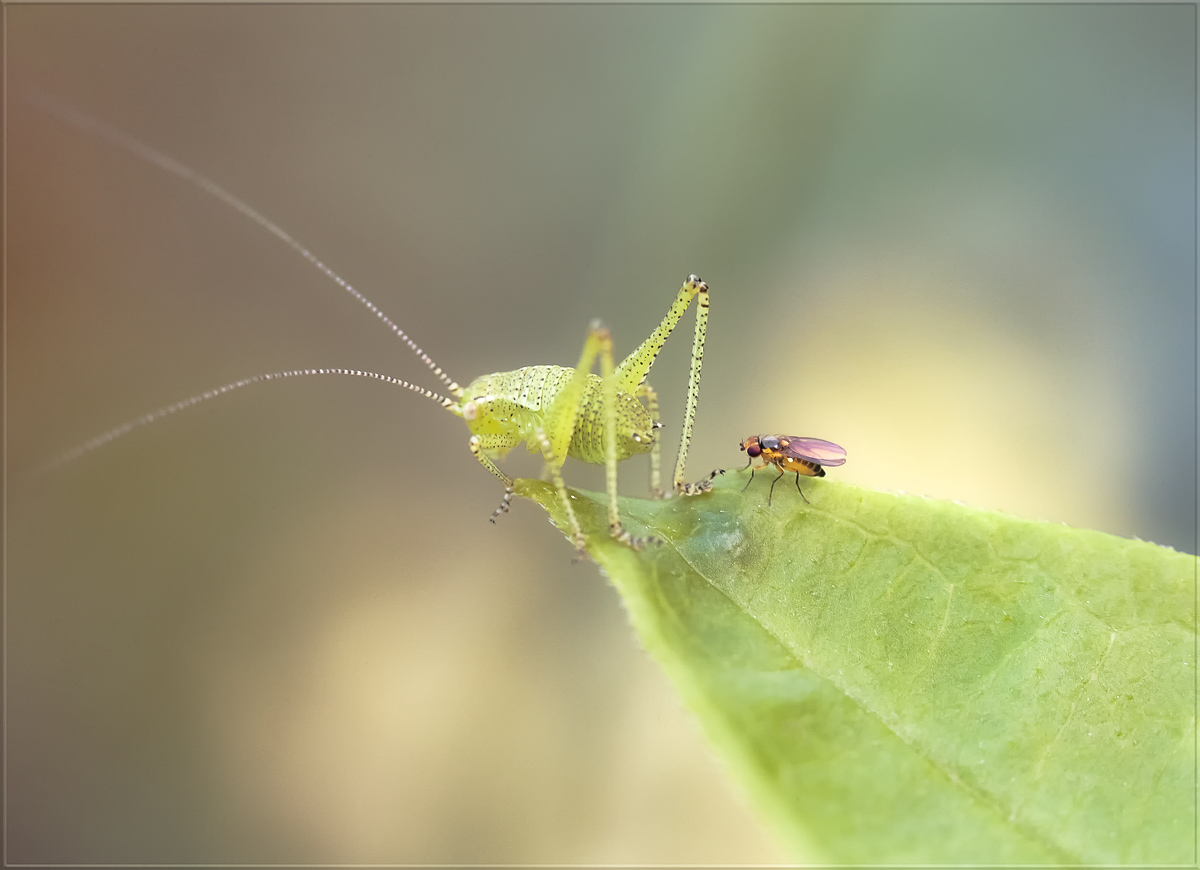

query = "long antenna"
[33,368,460,475]
[24,89,464,398]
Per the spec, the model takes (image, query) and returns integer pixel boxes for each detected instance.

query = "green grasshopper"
[34,94,715,553]
[457,274,712,550]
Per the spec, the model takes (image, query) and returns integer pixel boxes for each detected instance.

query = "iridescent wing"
[778,437,847,467]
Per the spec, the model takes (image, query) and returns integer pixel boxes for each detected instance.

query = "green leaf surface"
[516,473,1196,865]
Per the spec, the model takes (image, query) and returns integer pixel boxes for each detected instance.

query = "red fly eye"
[746,443,761,458]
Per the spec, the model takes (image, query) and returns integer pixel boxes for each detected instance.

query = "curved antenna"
[34,368,460,475]
[24,89,464,398]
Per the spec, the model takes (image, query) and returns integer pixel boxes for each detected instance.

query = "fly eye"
[746,444,761,458]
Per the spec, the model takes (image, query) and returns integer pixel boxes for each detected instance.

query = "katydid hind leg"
[600,320,621,536]
[543,321,611,470]
[672,277,710,495]
[32,97,699,549]
[543,320,657,550]
[613,275,713,496]
[600,326,658,549]
[614,275,706,393]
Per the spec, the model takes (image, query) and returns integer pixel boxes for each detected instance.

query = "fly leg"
[794,470,810,504]
[768,467,785,506]
[740,458,756,493]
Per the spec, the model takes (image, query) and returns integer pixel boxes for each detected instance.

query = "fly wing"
[783,437,847,466]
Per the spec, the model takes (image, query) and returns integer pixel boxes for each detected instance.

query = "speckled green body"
[454,275,710,550]
[461,365,655,464]
[28,98,708,554]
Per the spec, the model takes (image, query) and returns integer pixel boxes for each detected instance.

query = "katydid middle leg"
[636,381,664,499]
[541,319,655,550]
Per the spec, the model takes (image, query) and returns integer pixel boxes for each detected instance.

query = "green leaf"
[516,473,1196,865]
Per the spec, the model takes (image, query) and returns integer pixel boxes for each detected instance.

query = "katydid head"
[31,94,719,556]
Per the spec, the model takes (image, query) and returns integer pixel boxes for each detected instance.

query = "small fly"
[740,435,847,505]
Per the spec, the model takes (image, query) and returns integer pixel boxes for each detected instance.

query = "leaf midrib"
[654,529,1079,864]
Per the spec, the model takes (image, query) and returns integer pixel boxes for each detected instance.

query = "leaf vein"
[663,537,1079,864]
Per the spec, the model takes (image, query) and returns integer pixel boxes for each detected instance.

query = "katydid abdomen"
[462,366,656,465]
[30,91,711,556]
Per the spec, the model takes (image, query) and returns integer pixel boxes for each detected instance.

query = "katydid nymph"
[32,94,716,554]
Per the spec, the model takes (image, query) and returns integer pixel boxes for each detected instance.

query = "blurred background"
[7,5,1195,864]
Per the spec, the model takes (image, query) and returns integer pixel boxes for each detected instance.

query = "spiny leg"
[600,322,622,538]
[469,433,520,524]
[539,322,616,552]
[598,323,656,546]
[672,276,710,495]
[613,275,712,496]
[633,390,721,498]
[635,381,664,499]
[602,331,657,548]
[768,468,785,506]
[542,320,655,550]
[531,426,584,551]
[544,322,606,469]
[490,488,515,523]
